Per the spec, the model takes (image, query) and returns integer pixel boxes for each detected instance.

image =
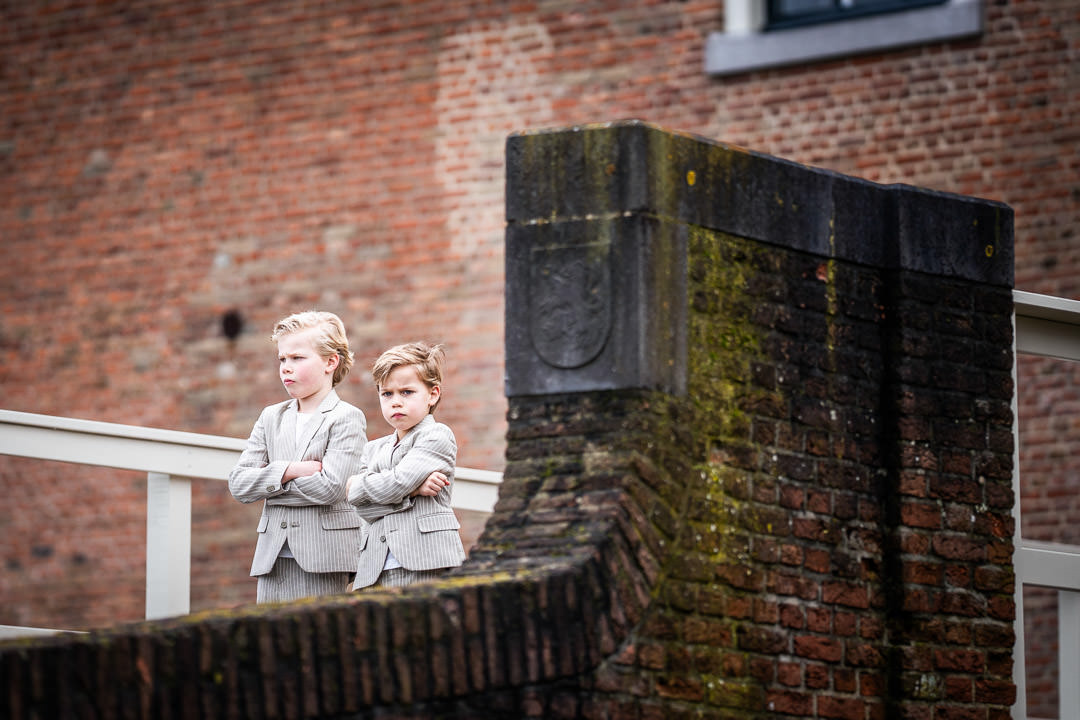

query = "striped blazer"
[229,389,367,576]
[347,414,466,588]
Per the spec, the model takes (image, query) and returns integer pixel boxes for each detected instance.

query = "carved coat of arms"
[529,243,612,369]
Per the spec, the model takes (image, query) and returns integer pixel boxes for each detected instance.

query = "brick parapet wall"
[1,123,1017,718]
[1,570,606,718]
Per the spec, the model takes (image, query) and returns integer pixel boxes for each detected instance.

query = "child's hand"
[283,460,322,483]
[411,471,449,497]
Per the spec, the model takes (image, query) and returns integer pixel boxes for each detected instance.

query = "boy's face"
[278,329,338,410]
[378,364,440,439]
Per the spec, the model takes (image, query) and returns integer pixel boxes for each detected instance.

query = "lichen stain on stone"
[684,226,768,557]
[823,257,839,356]
[703,675,767,709]
[983,206,1008,265]
[687,228,762,437]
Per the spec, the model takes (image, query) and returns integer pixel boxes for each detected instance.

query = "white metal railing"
[0,409,501,628]
[1013,290,1080,720]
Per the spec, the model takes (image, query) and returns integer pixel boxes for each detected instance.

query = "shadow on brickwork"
[1,121,1018,719]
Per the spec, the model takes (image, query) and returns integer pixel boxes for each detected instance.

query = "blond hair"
[271,311,355,386]
[372,342,446,412]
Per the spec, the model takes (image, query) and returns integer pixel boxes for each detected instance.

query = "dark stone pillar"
[499,120,1016,719]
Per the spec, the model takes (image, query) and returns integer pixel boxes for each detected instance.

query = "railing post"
[1061,590,1080,718]
[146,472,191,620]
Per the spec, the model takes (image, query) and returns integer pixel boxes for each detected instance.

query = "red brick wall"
[2,2,1077,713]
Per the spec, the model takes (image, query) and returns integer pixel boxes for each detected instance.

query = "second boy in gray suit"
[348,342,466,589]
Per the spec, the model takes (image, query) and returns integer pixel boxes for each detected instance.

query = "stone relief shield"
[529,243,612,369]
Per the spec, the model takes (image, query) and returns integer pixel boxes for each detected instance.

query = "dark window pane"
[774,0,835,14]
[767,0,947,29]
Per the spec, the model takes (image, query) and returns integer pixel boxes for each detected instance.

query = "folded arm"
[279,412,366,505]
[347,424,456,520]
[229,407,366,506]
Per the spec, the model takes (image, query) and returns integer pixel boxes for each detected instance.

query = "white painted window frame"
[705,0,983,75]
[1012,290,1080,719]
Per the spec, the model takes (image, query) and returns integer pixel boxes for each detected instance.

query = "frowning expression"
[378,364,440,439]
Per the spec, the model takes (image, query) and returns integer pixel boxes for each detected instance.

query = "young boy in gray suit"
[229,311,367,603]
[347,342,466,589]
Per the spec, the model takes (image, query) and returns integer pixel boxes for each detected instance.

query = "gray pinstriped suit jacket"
[229,389,367,577]
[347,414,466,588]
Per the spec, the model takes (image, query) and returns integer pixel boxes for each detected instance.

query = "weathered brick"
[933,535,989,561]
[974,565,1014,593]
[766,689,813,716]
[935,649,986,674]
[807,606,832,633]
[974,677,1016,706]
[779,602,806,629]
[846,643,884,668]
[794,635,843,663]
[806,662,830,689]
[831,611,856,637]
[737,625,788,654]
[817,694,865,720]
[928,475,983,504]
[655,675,704,702]
[804,548,831,573]
[777,661,802,687]
[903,561,944,586]
[823,581,870,609]
[973,621,1014,648]
[944,675,972,702]
[834,667,857,693]
[901,500,943,529]
[933,705,984,720]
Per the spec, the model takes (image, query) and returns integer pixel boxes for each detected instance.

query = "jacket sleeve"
[347,423,456,518]
[347,439,409,522]
[228,407,290,503]
[273,405,367,507]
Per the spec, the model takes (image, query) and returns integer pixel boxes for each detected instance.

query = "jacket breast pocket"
[320,509,361,531]
[257,515,269,533]
[417,513,460,534]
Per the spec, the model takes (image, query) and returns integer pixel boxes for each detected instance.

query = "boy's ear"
[427,384,441,408]
[325,353,340,372]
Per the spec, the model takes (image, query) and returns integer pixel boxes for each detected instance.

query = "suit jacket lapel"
[281,401,299,459]
[390,414,431,464]
[294,390,339,460]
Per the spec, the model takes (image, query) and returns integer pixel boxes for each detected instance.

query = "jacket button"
[380,535,386,543]
[267,485,277,492]
[280,522,288,529]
